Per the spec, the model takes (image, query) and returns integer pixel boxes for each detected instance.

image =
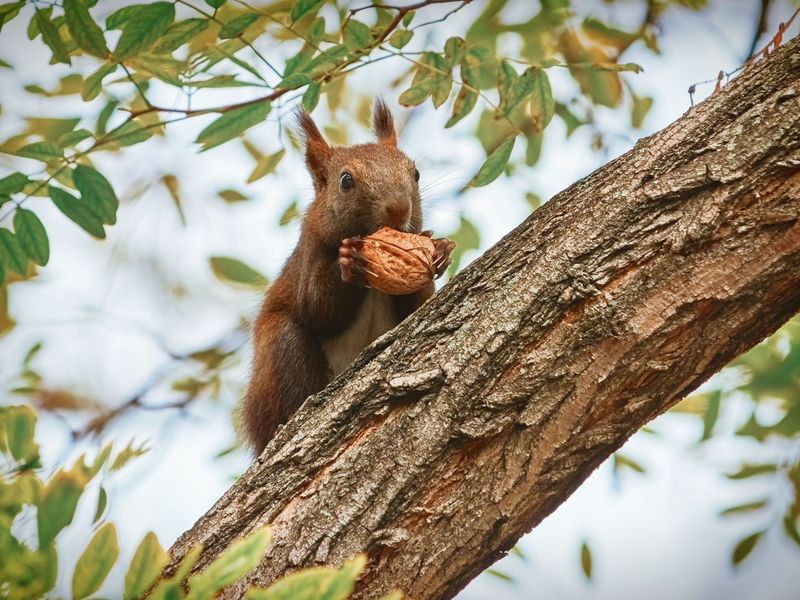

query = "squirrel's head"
[297,100,422,242]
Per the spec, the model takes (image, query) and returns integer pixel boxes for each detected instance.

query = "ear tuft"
[295,109,333,188]
[373,98,397,147]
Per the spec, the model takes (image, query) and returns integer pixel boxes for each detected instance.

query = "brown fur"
[241,101,434,456]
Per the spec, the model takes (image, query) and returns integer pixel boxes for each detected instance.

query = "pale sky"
[1,1,798,598]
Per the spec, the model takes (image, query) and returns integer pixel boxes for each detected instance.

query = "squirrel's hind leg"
[242,311,328,456]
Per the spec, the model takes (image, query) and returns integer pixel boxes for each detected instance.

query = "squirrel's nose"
[385,199,411,226]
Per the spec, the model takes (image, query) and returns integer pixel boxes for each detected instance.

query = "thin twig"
[175,0,282,80]
[747,0,773,59]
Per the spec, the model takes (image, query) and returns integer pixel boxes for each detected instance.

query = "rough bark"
[162,38,800,599]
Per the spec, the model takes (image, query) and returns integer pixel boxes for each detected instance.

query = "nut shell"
[360,227,436,295]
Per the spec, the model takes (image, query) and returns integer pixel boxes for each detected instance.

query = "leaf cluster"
[0,404,400,599]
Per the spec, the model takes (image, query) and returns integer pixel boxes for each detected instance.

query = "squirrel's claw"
[431,238,456,279]
[339,237,370,286]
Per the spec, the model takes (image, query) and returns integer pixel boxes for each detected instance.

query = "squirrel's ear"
[373,99,397,147]
[296,110,333,187]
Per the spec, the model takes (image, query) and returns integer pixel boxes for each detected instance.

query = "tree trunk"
[162,37,800,599]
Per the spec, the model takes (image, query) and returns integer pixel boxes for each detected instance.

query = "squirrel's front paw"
[431,238,456,279]
[339,237,372,286]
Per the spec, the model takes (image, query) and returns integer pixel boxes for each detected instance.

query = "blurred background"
[1,0,799,598]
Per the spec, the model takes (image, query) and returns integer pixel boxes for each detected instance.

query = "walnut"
[360,227,437,295]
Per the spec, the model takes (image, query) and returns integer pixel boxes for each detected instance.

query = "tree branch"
[158,36,800,599]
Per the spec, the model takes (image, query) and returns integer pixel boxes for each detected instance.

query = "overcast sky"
[1,1,799,598]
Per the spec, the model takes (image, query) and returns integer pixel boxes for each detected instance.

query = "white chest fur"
[322,290,396,377]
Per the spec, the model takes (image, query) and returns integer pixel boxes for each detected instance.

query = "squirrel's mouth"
[373,221,416,235]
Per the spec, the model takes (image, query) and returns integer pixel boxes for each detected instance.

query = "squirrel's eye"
[414,168,420,183]
[340,172,355,191]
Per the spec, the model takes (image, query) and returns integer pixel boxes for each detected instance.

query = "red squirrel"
[241,100,455,455]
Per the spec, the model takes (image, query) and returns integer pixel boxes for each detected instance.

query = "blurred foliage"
[676,316,800,566]
[0,405,378,599]
[0,0,797,594]
[0,0,697,301]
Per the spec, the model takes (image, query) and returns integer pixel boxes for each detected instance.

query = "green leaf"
[248,149,285,183]
[187,526,272,599]
[443,36,465,67]
[205,0,226,8]
[217,189,248,202]
[246,555,365,600]
[306,44,348,76]
[152,18,209,54]
[73,165,119,225]
[278,200,299,226]
[445,84,477,128]
[580,541,592,579]
[783,515,800,547]
[389,29,413,49]
[114,2,175,61]
[0,229,28,275]
[72,522,119,600]
[174,545,202,583]
[219,12,258,39]
[560,30,622,108]
[64,0,108,58]
[37,469,84,547]
[0,405,39,465]
[15,141,63,161]
[528,68,554,132]
[344,19,371,51]
[13,209,49,266]
[185,74,257,88]
[631,94,653,129]
[469,135,515,187]
[112,120,155,147]
[726,464,777,479]
[485,569,512,582]
[196,101,271,151]
[27,116,81,142]
[36,9,71,65]
[407,51,451,107]
[431,78,452,108]
[58,128,94,147]
[0,172,29,194]
[111,440,150,471]
[125,532,168,599]
[720,500,768,516]
[82,63,117,101]
[582,17,640,52]
[93,485,107,523]
[447,215,479,274]
[732,531,763,566]
[290,0,324,22]
[278,73,312,90]
[210,256,268,287]
[105,5,139,29]
[302,82,321,112]
[498,62,541,115]
[398,83,431,107]
[700,389,721,441]
[49,185,105,239]
[555,102,584,137]
[308,16,326,42]
[613,453,645,474]
[96,99,119,136]
[0,1,24,33]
